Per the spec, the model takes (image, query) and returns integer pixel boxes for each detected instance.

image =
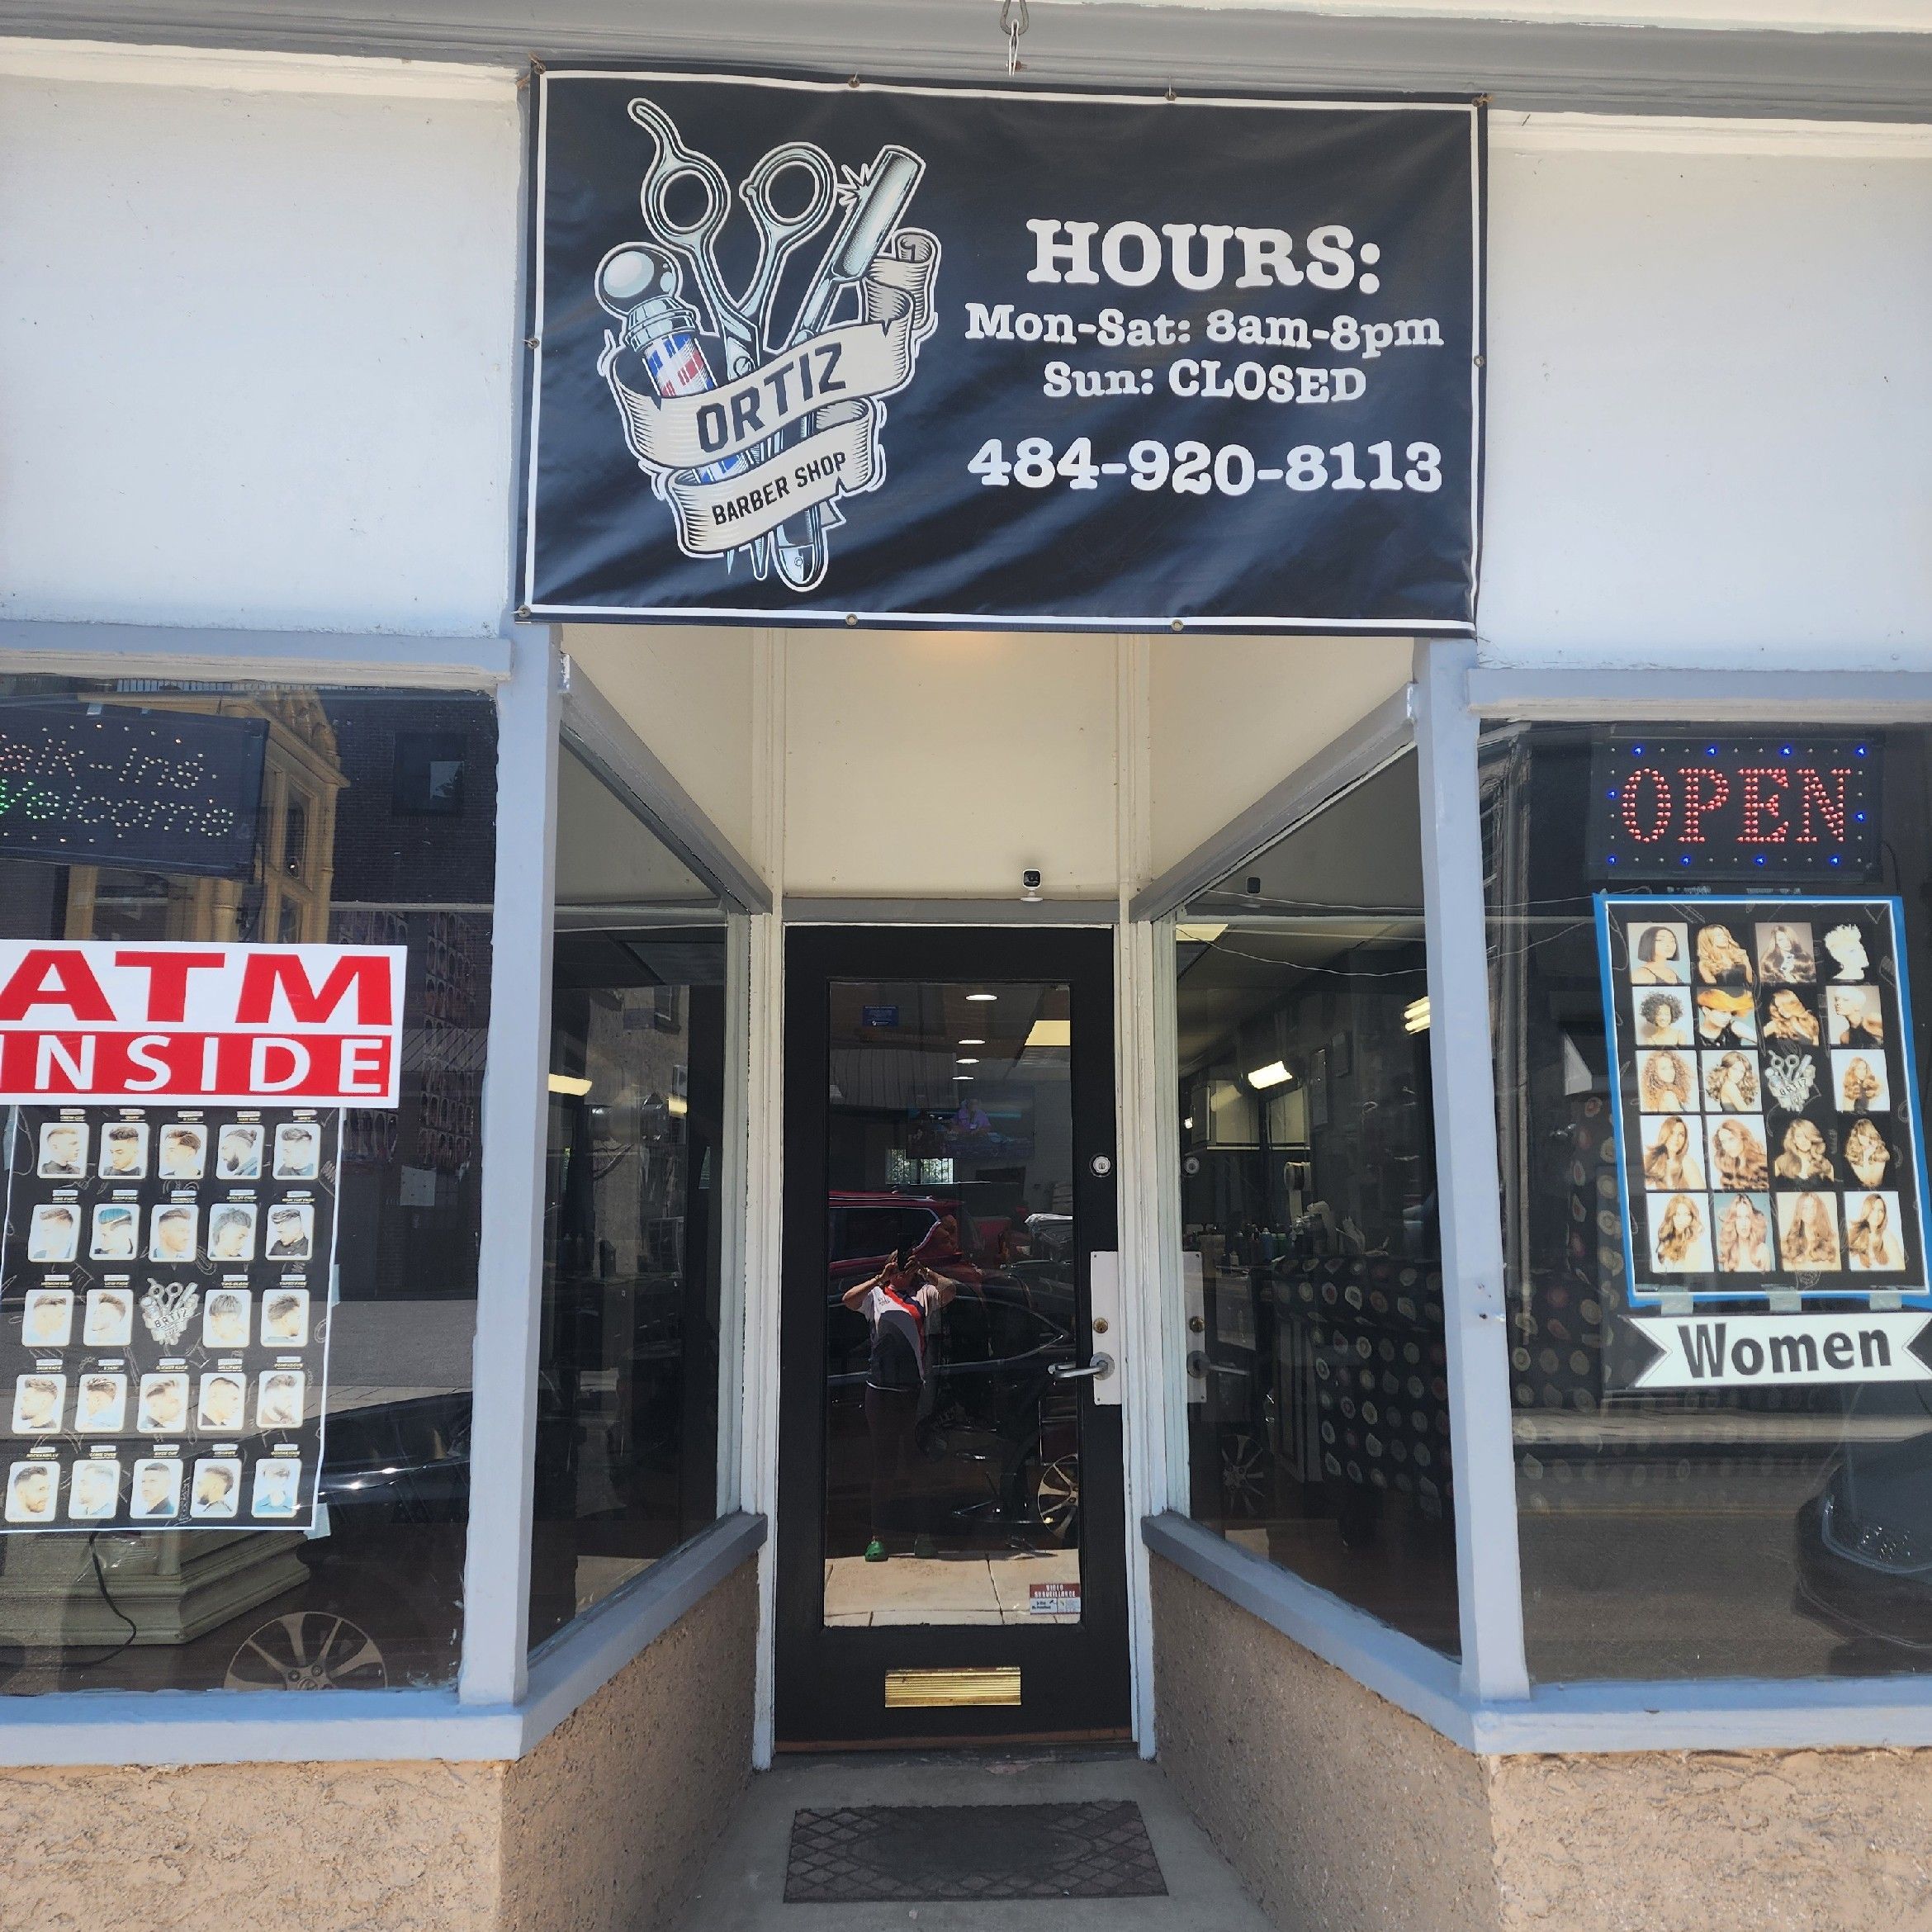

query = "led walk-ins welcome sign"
[523,73,1482,631]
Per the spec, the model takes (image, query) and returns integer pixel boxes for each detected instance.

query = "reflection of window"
[1485,722,1932,1685]
[1177,753,1456,1659]
[0,680,495,1698]
[531,767,728,1655]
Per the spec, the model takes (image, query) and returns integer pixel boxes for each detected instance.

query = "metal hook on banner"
[1000,0,1029,73]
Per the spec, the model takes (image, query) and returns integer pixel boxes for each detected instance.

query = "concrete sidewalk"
[675,1747,1274,1932]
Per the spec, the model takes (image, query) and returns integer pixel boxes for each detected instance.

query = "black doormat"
[784,1800,1167,1902]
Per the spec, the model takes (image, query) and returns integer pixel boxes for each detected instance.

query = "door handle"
[1186,1351,1249,1380]
[1049,1352,1114,1383]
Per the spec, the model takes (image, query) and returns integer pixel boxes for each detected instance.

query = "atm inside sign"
[0,942,406,1106]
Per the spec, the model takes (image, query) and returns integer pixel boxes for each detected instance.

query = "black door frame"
[774,924,1130,1745]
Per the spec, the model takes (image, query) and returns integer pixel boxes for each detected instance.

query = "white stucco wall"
[0,42,523,637]
[1480,118,1932,667]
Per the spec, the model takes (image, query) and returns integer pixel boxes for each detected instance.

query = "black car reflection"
[1797,1432,1932,1664]
[825,1263,1082,1551]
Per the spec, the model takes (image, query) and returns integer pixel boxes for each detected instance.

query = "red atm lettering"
[0,949,113,1021]
[236,954,394,1026]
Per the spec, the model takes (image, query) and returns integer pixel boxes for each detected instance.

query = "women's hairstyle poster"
[1597,897,1932,1339]
[0,940,402,1533]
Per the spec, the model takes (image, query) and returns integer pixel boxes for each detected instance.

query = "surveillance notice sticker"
[0,942,404,1532]
[1596,896,1932,1390]
[524,72,1480,630]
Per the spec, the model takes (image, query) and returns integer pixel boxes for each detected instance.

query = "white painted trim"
[1114,634,1163,1758]
[745,633,788,1770]
[1467,666,1932,719]
[716,913,752,1515]
[1489,108,1932,154]
[0,619,514,689]
[781,897,1119,926]
[1413,638,1531,1702]
[0,32,514,97]
[1149,918,1192,1515]
[0,1513,763,1766]
[457,627,561,1707]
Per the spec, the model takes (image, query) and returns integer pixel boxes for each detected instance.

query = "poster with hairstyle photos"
[0,1103,339,1532]
[1596,895,1932,1310]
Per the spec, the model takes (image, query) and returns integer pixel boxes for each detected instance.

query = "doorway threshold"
[674,1748,1274,1930]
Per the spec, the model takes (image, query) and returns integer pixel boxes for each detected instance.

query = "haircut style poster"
[1597,897,1932,1390]
[524,72,1481,630]
[0,943,405,1532]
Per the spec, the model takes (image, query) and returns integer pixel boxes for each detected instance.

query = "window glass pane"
[528,750,728,1651]
[0,679,495,1693]
[1485,722,1932,1680]
[1177,753,1456,1656]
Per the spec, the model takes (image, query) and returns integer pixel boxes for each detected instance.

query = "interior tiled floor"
[823,1550,1082,1626]
[675,1748,1274,1931]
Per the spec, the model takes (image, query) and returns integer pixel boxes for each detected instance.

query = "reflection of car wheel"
[1033,1454,1081,1544]
[225,1612,388,1691]
[1222,1432,1270,1516]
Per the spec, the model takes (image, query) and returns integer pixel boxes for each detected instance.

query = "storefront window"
[1177,754,1456,1656]
[1485,722,1932,1679]
[528,750,729,1650]
[0,678,495,1693]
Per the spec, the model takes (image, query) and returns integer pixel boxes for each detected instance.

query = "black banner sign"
[524,73,1482,631]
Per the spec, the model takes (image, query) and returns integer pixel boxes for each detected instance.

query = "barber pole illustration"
[593,98,940,592]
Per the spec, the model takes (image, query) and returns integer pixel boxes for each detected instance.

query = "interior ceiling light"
[1175,922,1228,945]
[956,1057,981,1065]
[952,1073,974,1082]
[958,1038,986,1047]
[547,1073,593,1097]
[966,992,998,1002]
[1025,1019,1072,1049]
[1404,997,1432,1035]
[1247,1059,1291,1091]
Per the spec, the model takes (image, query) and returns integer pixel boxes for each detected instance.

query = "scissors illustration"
[627,100,839,583]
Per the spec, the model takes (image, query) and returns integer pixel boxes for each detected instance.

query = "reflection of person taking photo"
[842,1248,957,1564]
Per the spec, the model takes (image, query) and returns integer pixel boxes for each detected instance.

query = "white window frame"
[0,619,765,1766]
[1142,641,1932,1753]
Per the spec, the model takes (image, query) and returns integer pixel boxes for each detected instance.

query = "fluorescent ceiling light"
[1247,1059,1291,1090]
[956,1057,980,1066]
[958,1038,986,1047]
[1176,922,1228,945]
[1404,997,1431,1035]
[1025,1019,1072,1049]
[966,992,998,1002]
[548,1073,592,1097]
[952,1073,974,1082]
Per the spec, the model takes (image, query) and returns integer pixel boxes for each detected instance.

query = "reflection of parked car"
[1797,1434,1932,1659]
[829,1191,981,1284]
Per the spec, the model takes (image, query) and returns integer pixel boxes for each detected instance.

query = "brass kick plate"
[884,1667,1022,1708]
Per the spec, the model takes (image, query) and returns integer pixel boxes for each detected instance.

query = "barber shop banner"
[523,72,1483,632]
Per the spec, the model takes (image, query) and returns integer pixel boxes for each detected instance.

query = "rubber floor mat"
[784,1800,1167,1902]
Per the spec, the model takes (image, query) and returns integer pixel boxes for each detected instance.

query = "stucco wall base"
[0,1558,756,1932]
[1151,1552,1932,1932]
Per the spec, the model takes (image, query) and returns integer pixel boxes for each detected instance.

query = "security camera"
[1021,869,1043,902]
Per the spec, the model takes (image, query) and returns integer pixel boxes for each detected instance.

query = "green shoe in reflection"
[864,1538,887,1562]
[912,1535,937,1559]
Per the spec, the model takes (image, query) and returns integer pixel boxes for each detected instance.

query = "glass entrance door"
[776,927,1129,1744]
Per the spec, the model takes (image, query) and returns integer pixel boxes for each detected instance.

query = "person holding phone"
[842,1246,957,1564]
